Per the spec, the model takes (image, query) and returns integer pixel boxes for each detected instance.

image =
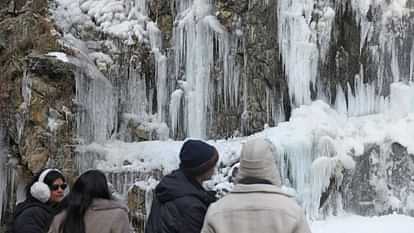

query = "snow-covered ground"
[311,214,414,233]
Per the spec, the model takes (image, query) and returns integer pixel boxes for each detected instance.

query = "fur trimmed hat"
[179,139,219,176]
[237,138,281,186]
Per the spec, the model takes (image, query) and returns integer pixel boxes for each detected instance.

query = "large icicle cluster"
[53,0,241,140]
[45,0,414,221]
[334,0,412,116]
[278,0,319,106]
[172,0,238,138]
[84,81,414,219]
[278,0,412,117]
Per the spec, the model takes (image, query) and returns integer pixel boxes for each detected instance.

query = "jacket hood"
[237,138,282,186]
[90,198,128,212]
[14,198,53,218]
[231,184,292,197]
[155,169,215,205]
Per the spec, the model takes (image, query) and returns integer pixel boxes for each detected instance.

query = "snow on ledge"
[87,82,414,174]
[46,52,69,62]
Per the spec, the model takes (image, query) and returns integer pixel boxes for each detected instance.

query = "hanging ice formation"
[0,128,8,221]
[278,0,412,116]
[278,0,320,106]
[172,0,239,138]
[274,0,413,218]
[333,0,412,117]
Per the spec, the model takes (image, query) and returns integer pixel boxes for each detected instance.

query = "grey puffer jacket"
[48,198,131,233]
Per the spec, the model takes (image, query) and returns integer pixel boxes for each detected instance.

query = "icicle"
[173,0,234,138]
[308,156,337,219]
[0,128,8,221]
[390,41,400,82]
[411,41,414,82]
[342,66,390,117]
[278,0,319,106]
[282,140,314,205]
[147,22,162,51]
[334,84,347,116]
[75,62,116,144]
[16,70,32,143]
[170,89,184,137]
[135,0,148,16]
[155,53,168,122]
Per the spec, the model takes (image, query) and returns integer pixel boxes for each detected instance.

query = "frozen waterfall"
[46,0,414,222]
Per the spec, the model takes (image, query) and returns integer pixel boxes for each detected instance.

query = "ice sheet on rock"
[91,82,414,217]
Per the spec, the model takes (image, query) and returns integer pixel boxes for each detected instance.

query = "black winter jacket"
[145,169,216,233]
[11,198,57,233]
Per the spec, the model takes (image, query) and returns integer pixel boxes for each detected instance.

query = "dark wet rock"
[342,143,414,216]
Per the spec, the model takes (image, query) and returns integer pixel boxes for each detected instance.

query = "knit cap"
[179,139,219,176]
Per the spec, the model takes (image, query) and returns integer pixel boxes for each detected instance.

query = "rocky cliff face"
[0,0,75,226]
[343,142,414,216]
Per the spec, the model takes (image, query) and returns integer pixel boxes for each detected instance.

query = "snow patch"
[47,52,69,62]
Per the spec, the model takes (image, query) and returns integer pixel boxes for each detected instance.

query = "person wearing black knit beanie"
[146,139,219,233]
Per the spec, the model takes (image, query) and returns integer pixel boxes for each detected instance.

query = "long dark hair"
[26,169,66,201]
[60,170,111,233]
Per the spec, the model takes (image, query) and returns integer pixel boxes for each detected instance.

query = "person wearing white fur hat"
[201,137,311,233]
[10,168,67,233]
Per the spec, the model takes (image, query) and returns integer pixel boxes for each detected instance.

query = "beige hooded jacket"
[48,198,131,233]
[201,138,311,233]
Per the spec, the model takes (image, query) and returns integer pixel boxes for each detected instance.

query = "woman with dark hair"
[48,169,130,233]
[12,168,67,233]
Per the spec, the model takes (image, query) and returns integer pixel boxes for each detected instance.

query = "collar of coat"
[231,184,293,197]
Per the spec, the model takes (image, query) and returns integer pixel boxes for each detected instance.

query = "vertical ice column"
[174,0,210,138]
[174,0,213,138]
[75,61,117,144]
[170,89,184,137]
[0,128,8,221]
[135,0,148,15]
[221,34,242,109]
[16,70,32,143]
[273,136,314,209]
[278,0,318,106]
[334,85,348,116]
[148,21,168,123]
[122,61,149,118]
[410,40,414,82]
[173,0,229,138]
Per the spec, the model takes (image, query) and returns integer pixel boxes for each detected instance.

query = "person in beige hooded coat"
[48,170,131,233]
[201,138,311,233]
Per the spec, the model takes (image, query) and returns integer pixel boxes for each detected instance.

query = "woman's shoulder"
[15,200,53,218]
[90,198,128,212]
